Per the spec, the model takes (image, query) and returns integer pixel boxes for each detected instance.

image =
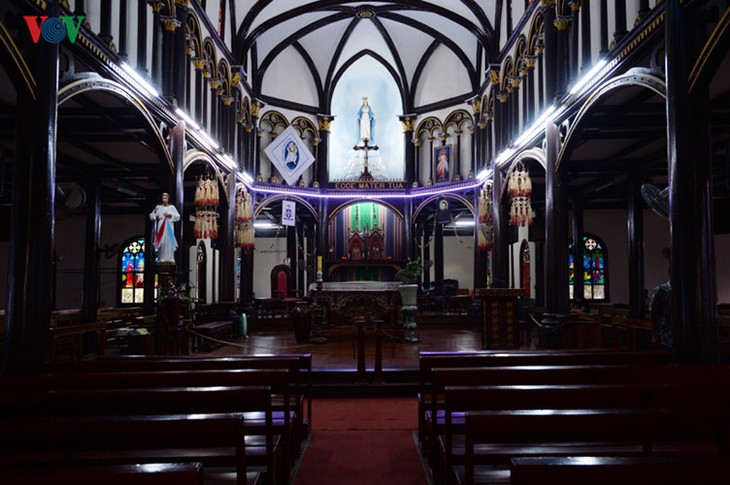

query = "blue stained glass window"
[568,234,609,302]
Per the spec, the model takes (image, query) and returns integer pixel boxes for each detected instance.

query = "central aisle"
[293,397,429,484]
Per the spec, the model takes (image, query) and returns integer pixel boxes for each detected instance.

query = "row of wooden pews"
[0,353,312,485]
[418,350,730,484]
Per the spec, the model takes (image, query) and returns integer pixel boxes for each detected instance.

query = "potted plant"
[395,258,422,342]
[395,257,423,286]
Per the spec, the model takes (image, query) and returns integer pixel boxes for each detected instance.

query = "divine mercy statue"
[357,97,375,145]
[149,192,181,263]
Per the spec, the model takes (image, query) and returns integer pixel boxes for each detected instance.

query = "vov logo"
[23,15,85,44]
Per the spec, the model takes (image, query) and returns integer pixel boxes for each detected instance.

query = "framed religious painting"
[434,145,451,183]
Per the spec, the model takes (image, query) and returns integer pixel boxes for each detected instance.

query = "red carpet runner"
[293,397,429,485]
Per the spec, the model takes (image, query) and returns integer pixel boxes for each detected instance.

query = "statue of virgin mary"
[356,97,375,145]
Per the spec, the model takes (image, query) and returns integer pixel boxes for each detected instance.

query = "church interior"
[2,0,730,483]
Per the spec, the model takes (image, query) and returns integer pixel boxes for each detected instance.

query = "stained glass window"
[119,237,157,306]
[568,234,608,301]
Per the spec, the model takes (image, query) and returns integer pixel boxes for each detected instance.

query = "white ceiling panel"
[379,18,435,84]
[333,19,398,80]
[253,12,331,65]
[298,19,353,83]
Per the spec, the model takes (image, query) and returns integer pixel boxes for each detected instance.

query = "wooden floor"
[201,320,482,371]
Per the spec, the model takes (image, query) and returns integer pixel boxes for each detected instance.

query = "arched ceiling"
[231,1,500,108]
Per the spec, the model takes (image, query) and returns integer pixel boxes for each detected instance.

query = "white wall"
[252,236,287,299]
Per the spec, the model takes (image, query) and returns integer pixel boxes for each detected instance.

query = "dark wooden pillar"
[143,201,155,315]
[404,199,415,260]
[545,120,569,315]
[627,175,645,318]
[160,4,179,101]
[665,0,710,362]
[434,222,444,285]
[599,0,609,55]
[571,195,584,304]
[542,2,559,103]
[81,178,101,323]
[296,223,305,293]
[136,0,148,74]
[422,224,432,289]
[150,1,163,88]
[491,171,509,288]
[4,9,59,372]
[580,0,591,68]
[173,0,189,107]
[316,115,333,185]
[613,0,628,43]
[287,225,297,292]
[474,188,487,289]
[219,175,236,302]
[118,0,129,60]
[399,115,416,184]
[170,122,185,273]
[98,0,114,47]
[317,200,329,280]
[251,101,263,178]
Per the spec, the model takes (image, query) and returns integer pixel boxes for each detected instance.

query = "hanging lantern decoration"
[235,186,255,252]
[478,181,493,223]
[508,161,534,227]
[478,222,493,251]
[194,171,220,240]
[477,181,494,251]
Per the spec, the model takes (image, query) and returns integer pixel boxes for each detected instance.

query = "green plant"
[395,257,423,285]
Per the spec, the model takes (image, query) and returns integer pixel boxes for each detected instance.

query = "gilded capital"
[470,97,481,114]
[497,91,509,103]
[175,0,189,7]
[554,15,572,31]
[524,55,537,69]
[541,0,556,7]
[251,101,262,117]
[569,0,581,11]
[221,95,235,107]
[318,115,333,132]
[160,16,181,32]
[478,120,487,129]
[488,69,500,85]
[484,112,494,122]
[208,78,221,91]
[231,72,241,87]
[399,116,415,132]
[510,76,521,89]
[202,68,211,79]
[192,57,206,71]
[148,0,164,14]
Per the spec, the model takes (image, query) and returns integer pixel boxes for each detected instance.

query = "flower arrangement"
[395,257,423,285]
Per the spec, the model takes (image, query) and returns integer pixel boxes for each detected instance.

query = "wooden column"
[136,0,148,74]
[664,0,712,362]
[143,202,155,315]
[422,224,431,289]
[599,0,609,55]
[317,200,329,281]
[150,1,163,88]
[434,222,444,285]
[613,0,628,43]
[82,178,101,323]
[542,2,559,103]
[580,0,591,68]
[571,195,584,304]
[544,120,569,315]
[118,0,129,60]
[316,115,333,185]
[4,8,59,372]
[287,225,297,292]
[173,0,189,107]
[296,223,305,294]
[399,115,415,184]
[627,175,645,318]
[160,4,179,101]
[404,198,415,260]
[474,188,487,289]
[170,122,185,272]
[219,175,236,302]
[491,171,509,288]
[98,0,114,47]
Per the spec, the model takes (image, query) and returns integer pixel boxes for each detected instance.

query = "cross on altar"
[353,138,379,181]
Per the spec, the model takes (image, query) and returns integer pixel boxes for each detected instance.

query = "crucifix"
[353,138,379,181]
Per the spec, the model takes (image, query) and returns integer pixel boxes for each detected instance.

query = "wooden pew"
[0,368,297,477]
[458,409,730,485]
[47,353,314,440]
[0,463,204,485]
[439,383,730,484]
[0,413,258,485]
[510,456,730,485]
[417,350,673,450]
[0,386,280,485]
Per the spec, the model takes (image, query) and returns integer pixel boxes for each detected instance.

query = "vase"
[399,284,419,342]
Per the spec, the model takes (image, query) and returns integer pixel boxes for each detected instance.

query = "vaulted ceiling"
[228,1,501,108]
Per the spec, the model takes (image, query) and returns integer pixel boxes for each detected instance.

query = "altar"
[309,281,401,325]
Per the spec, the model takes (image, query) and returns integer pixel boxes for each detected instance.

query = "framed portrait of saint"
[434,145,451,183]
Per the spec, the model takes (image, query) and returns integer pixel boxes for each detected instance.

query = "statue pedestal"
[399,284,420,343]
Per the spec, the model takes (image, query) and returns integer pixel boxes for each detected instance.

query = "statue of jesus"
[357,97,375,145]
